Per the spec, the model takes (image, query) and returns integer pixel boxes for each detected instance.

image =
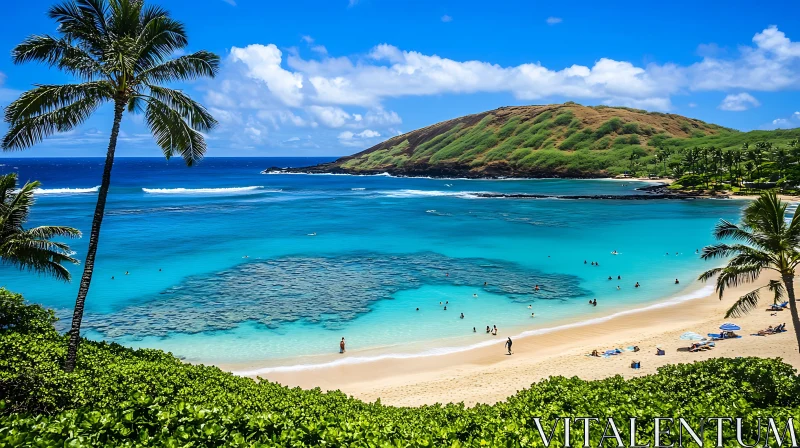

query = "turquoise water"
[1,158,747,366]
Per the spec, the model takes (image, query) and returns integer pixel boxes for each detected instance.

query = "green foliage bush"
[676,174,705,187]
[2,290,800,446]
[593,117,623,138]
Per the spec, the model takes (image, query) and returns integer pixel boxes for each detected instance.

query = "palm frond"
[135,51,220,84]
[2,97,102,150]
[11,35,104,80]
[135,6,187,71]
[28,226,82,239]
[4,82,113,123]
[714,264,763,298]
[698,267,722,283]
[145,98,207,166]
[725,288,762,318]
[48,1,107,56]
[0,174,80,282]
[147,86,217,132]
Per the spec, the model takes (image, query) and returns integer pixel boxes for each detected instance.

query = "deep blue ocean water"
[1,157,747,366]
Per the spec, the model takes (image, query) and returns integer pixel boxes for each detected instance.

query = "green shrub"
[594,117,623,138]
[676,173,705,187]
[621,122,641,134]
[1,292,800,447]
[553,111,574,127]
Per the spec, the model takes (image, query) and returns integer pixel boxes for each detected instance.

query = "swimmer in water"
[608,276,612,280]
[416,307,419,311]
[158,268,162,272]
[635,282,640,288]
[125,271,129,275]
[528,305,532,309]
[486,326,491,334]
[460,313,464,319]
[473,293,477,297]
[675,279,680,284]
[593,299,597,306]
[439,302,442,306]
[111,276,114,280]
[473,327,476,332]
[584,260,587,264]
[617,286,620,290]
[531,313,535,317]
[444,306,447,310]
[618,275,621,280]
[484,281,487,286]
[534,285,540,291]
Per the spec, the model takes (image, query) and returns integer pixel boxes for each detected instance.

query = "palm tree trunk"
[64,99,125,372]
[781,274,800,354]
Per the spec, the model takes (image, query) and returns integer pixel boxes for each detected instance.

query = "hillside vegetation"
[2,289,800,446]
[293,103,800,178]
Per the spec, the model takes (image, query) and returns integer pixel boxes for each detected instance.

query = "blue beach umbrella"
[719,323,741,331]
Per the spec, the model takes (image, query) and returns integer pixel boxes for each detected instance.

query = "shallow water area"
[1,158,747,365]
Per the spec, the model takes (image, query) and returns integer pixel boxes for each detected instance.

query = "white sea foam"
[380,189,482,199]
[142,186,275,195]
[232,283,716,376]
[33,186,100,195]
[351,188,366,191]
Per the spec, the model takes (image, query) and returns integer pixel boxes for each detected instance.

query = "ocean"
[1,157,746,368]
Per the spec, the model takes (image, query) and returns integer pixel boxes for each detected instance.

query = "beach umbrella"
[680,331,705,341]
[719,323,741,331]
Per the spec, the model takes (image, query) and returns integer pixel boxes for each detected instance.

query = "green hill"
[285,103,800,178]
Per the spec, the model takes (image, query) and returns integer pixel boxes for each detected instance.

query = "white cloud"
[688,102,697,108]
[441,15,453,23]
[221,0,236,5]
[311,45,328,55]
[284,136,301,142]
[301,35,314,44]
[338,129,382,146]
[308,105,351,128]
[718,92,760,111]
[763,110,800,129]
[364,108,402,126]
[546,17,562,25]
[229,44,304,107]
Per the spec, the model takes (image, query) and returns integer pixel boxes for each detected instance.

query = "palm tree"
[0,173,81,280]
[722,150,735,186]
[1,0,220,372]
[698,192,800,354]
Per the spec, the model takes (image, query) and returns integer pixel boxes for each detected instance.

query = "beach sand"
[226,274,800,407]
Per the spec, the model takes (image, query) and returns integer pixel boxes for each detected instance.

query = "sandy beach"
[227,274,800,407]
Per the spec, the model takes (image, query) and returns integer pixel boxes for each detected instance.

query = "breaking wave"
[142,186,275,195]
[33,186,100,195]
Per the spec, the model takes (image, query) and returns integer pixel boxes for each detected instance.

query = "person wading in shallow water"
[340,337,346,354]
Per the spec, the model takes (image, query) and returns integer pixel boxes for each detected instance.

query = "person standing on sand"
[339,337,346,354]
[505,337,513,355]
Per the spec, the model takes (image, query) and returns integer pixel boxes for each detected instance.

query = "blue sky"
[2,0,800,158]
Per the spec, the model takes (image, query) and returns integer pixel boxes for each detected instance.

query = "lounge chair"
[767,301,789,312]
